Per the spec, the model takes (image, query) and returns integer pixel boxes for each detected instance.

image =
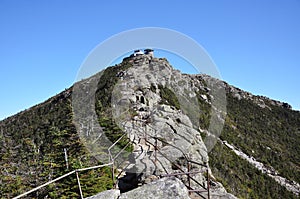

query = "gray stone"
[84,189,120,199]
[118,177,191,199]
[110,55,236,198]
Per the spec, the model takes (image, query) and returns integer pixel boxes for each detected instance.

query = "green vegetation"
[210,141,297,199]
[208,90,300,198]
[95,61,133,152]
[158,84,180,110]
[196,91,211,130]
[0,61,133,198]
[96,61,132,110]
[222,94,300,183]
[0,89,114,198]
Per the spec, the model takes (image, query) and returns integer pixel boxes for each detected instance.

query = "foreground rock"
[86,177,237,199]
[86,177,191,199]
[85,189,120,199]
[119,177,190,199]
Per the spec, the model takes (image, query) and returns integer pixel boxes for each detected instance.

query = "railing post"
[144,124,147,140]
[154,137,157,168]
[112,161,115,182]
[188,161,191,191]
[75,171,83,199]
[207,166,210,199]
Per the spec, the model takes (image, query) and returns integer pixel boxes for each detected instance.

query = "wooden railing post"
[76,171,83,199]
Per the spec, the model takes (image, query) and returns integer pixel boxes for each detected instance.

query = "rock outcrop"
[85,189,120,199]
[109,55,235,198]
[224,80,292,110]
[119,177,190,199]
[86,177,191,199]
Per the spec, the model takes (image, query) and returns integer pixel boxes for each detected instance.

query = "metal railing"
[114,119,210,199]
[13,163,113,199]
[145,136,210,199]
[14,120,210,199]
[13,127,132,199]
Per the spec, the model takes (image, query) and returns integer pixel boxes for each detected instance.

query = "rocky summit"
[104,54,236,198]
[0,54,299,198]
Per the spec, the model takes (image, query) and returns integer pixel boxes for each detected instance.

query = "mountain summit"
[0,54,299,198]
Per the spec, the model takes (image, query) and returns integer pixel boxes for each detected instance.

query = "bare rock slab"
[118,177,191,199]
[84,189,120,199]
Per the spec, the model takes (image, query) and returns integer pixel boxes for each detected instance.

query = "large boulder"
[85,189,120,199]
[118,177,191,199]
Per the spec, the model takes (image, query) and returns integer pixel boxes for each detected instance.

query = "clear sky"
[0,0,300,120]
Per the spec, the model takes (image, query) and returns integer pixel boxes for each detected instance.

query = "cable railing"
[14,120,210,199]
[114,119,210,199]
[144,136,210,199]
[13,125,132,199]
[13,163,113,199]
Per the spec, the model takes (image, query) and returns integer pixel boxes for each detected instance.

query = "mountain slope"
[0,55,299,198]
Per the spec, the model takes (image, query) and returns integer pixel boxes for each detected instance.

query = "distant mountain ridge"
[0,54,299,198]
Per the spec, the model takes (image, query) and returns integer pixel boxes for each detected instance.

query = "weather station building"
[131,49,154,58]
[144,49,154,57]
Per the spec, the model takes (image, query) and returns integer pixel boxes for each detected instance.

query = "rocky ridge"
[225,81,292,110]
[95,54,236,198]
[84,54,298,198]
[1,53,298,198]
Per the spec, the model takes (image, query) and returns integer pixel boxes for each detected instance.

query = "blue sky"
[0,0,300,120]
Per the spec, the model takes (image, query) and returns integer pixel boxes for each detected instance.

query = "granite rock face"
[85,177,237,199]
[85,189,120,199]
[86,177,190,199]
[118,177,191,199]
[110,55,235,199]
